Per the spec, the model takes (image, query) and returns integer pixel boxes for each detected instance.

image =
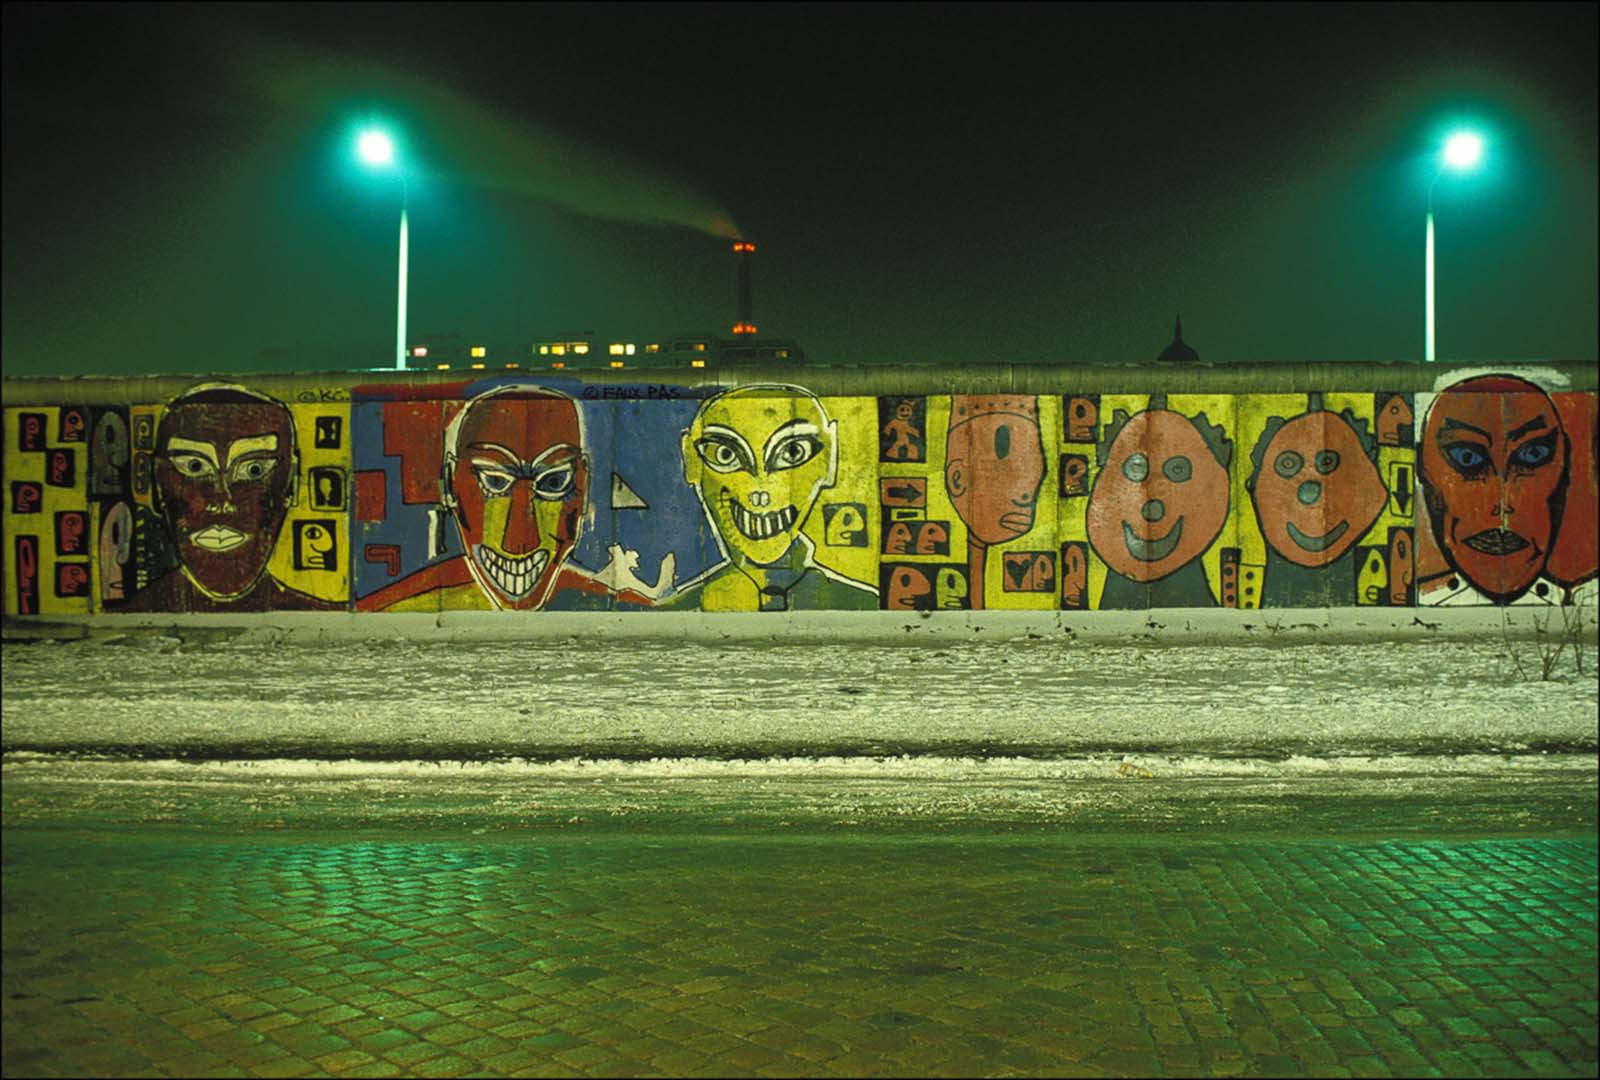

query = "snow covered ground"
[5,632,1594,834]
[3,634,1594,760]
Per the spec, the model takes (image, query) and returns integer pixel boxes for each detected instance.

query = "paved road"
[3,783,1597,1079]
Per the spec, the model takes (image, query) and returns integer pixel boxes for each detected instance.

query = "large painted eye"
[475,467,516,496]
[167,453,215,478]
[1314,450,1340,475]
[1443,443,1489,475]
[1122,453,1149,482]
[767,433,823,472]
[229,457,277,483]
[695,436,753,475]
[1509,435,1556,470]
[1274,451,1303,479]
[994,424,1012,461]
[532,465,575,499]
[1162,455,1192,483]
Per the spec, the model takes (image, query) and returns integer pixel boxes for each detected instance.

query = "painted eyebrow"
[1437,418,1491,441]
[226,434,279,461]
[701,424,756,457]
[763,418,821,455]
[468,443,579,470]
[1507,415,1551,442]
[165,437,219,466]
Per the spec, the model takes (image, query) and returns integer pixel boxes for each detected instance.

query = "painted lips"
[188,525,249,552]
[474,544,551,600]
[1122,519,1183,562]
[1463,529,1530,556]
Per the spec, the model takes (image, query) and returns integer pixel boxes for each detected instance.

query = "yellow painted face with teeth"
[682,386,838,567]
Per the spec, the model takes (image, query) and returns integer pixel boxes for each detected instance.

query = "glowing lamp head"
[1443,132,1483,171]
[358,130,395,167]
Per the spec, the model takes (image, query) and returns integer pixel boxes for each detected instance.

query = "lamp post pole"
[1425,131,1484,364]
[392,180,406,371]
[1426,173,1439,363]
[358,128,409,371]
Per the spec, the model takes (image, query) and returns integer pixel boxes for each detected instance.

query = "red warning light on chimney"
[733,241,756,253]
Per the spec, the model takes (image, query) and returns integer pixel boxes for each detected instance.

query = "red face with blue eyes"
[1420,379,1566,602]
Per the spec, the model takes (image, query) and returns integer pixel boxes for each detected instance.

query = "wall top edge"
[4,360,1597,405]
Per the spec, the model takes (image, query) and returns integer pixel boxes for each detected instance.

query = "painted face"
[154,393,296,600]
[945,397,1044,545]
[1420,378,1565,602]
[447,391,586,611]
[682,387,837,567]
[1060,541,1088,609]
[1087,409,1229,582]
[1251,411,1385,568]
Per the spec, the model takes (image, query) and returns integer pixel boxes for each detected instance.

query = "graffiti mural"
[665,385,878,611]
[4,371,1594,615]
[1416,374,1598,606]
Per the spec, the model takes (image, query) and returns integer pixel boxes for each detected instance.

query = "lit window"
[625,343,635,356]
[646,343,661,353]
[694,342,707,352]
[470,362,486,370]
[470,346,487,358]
[504,363,519,369]
[609,360,625,369]
[539,345,550,355]
[691,359,706,368]
[574,344,590,355]
[551,361,566,369]
[435,363,451,370]
[777,350,789,359]
[609,343,625,356]
[413,346,429,358]
[552,344,566,356]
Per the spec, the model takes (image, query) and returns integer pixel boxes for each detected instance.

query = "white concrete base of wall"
[6,605,1596,646]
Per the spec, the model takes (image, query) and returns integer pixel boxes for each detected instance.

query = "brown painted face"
[1087,409,1229,581]
[1420,378,1566,602]
[1251,412,1386,568]
[155,393,296,601]
[945,397,1044,545]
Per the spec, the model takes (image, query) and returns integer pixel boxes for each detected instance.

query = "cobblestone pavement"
[3,823,1596,1078]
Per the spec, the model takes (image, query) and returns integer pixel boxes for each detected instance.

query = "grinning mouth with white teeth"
[472,544,550,601]
[728,497,798,541]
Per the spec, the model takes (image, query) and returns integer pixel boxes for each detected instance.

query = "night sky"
[4,2,1596,377]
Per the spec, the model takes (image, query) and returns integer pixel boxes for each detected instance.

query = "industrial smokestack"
[732,241,756,336]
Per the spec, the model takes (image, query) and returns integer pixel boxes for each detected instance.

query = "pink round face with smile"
[155,391,296,601]
[1087,410,1229,582]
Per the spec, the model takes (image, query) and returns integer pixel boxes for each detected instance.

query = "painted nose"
[1297,480,1322,506]
[502,481,541,554]
[1142,499,1165,523]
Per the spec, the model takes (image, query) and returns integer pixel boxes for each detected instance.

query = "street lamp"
[1425,131,1484,363]
[357,127,409,372]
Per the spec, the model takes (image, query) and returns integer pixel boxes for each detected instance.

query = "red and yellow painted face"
[1087,409,1229,582]
[945,397,1044,546]
[1420,377,1565,602]
[155,393,296,601]
[1251,412,1386,568]
[447,391,586,610]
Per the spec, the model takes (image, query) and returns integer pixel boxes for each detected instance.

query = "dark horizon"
[3,2,1596,377]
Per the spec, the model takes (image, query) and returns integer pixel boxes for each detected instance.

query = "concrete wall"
[5,363,1595,616]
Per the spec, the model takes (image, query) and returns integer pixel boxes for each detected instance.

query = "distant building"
[1156,316,1199,364]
